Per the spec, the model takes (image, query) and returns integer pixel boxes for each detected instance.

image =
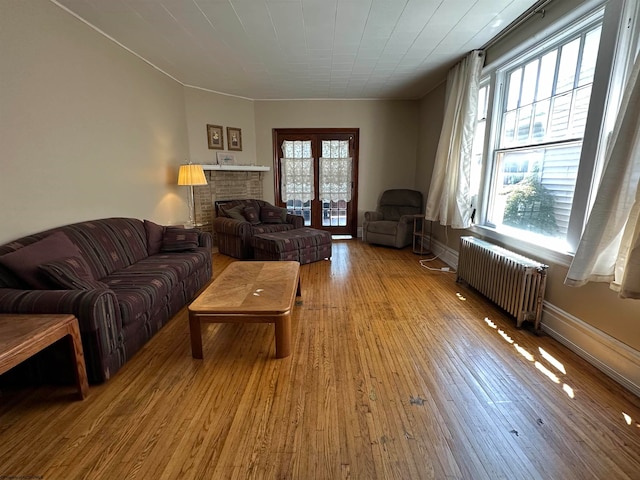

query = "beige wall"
[254,100,420,226]
[0,0,190,245]
[183,88,256,167]
[416,0,640,352]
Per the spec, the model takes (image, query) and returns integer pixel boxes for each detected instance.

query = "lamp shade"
[177,164,207,186]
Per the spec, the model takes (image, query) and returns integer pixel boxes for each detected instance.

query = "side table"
[412,214,432,255]
[0,314,89,400]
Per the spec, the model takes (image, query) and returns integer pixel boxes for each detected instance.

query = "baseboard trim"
[540,303,640,397]
[430,238,459,269]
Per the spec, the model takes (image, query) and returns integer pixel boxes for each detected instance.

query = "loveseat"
[214,199,304,259]
[0,217,212,384]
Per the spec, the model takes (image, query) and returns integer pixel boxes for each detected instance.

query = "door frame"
[272,128,359,237]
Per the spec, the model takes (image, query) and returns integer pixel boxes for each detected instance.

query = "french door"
[273,128,359,236]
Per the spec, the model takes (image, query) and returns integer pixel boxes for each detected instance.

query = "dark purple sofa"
[214,199,304,259]
[0,218,212,384]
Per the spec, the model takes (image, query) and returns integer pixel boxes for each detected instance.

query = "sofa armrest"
[0,288,122,383]
[0,288,121,334]
[198,231,213,248]
[364,211,383,221]
[286,214,305,229]
[213,217,251,238]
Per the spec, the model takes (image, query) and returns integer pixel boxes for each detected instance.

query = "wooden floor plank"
[1,240,639,479]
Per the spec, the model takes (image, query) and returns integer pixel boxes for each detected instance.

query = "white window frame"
[472,0,640,266]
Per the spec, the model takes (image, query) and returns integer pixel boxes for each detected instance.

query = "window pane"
[471,84,490,206]
[537,51,557,101]
[506,68,522,110]
[521,59,539,106]
[532,99,550,141]
[487,141,582,240]
[516,104,533,142]
[501,110,517,147]
[555,37,580,94]
[477,85,487,121]
[569,85,592,137]
[578,26,602,86]
[548,92,572,139]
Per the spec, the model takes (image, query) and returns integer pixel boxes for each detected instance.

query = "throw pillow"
[0,232,83,289]
[260,205,288,224]
[39,256,108,290]
[243,206,261,225]
[144,219,165,256]
[220,204,246,222]
[160,227,199,252]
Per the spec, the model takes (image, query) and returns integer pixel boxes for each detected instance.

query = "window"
[474,1,639,257]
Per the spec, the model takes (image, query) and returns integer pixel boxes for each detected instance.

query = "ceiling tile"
[55,0,539,99]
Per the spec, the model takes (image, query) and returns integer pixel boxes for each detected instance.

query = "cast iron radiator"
[456,236,548,330]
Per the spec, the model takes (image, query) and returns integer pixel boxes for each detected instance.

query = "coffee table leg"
[67,322,89,400]
[274,314,291,358]
[189,313,203,359]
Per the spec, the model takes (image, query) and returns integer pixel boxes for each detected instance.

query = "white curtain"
[565,53,640,298]
[425,50,484,228]
[320,140,352,202]
[281,140,314,203]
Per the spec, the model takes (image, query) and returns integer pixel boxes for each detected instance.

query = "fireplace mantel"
[201,164,270,172]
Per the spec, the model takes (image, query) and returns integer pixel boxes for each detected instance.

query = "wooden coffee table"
[188,261,301,359]
[0,314,89,400]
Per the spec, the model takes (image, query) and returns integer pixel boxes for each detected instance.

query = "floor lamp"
[178,164,207,227]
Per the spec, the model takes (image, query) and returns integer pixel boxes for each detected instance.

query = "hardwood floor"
[1,240,639,479]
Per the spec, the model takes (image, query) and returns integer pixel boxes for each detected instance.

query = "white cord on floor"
[418,224,456,273]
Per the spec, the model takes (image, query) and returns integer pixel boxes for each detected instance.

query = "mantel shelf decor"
[202,164,270,172]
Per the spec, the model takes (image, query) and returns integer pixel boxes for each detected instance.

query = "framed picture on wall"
[227,127,242,151]
[207,124,224,150]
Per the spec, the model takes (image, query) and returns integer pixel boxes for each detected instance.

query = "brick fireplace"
[192,169,265,233]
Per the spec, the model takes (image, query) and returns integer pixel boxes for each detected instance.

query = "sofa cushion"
[243,206,261,225]
[144,220,165,255]
[132,249,211,285]
[220,204,246,221]
[260,205,287,224]
[160,227,199,252]
[0,232,83,289]
[251,223,296,236]
[364,220,399,235]
[39,256,108,290]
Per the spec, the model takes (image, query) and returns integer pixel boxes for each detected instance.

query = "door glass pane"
[281,140,313,226]
[320,140,351,226]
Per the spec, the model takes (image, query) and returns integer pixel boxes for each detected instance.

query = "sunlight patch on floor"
[484,316,577,400]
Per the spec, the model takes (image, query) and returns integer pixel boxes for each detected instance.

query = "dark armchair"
[214,199,304,259]
[362,189,423,248]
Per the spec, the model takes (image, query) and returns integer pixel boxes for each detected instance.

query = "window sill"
[469,225,573,268]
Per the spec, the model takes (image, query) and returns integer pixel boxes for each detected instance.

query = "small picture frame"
[207,124,224,150]
[216,152,236,165]
[227,127,242,151]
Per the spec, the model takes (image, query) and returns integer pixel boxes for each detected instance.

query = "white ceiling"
[54,0,539,100]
